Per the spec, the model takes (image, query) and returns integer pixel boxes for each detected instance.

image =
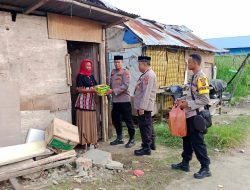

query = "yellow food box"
[95,84,110,96]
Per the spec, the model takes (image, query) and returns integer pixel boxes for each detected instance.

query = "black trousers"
[112,102,135,139]
[138,111,155,149]
[182,116,210,168]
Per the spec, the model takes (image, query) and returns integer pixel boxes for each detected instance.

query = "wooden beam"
[0,157,76,182]
[9,178,23,190]
[57,0,130,19]
[0,150,76,176]
[9,178,24,190]
[103,17,129,29]
[24,0,50,14]
[0,4,45,15]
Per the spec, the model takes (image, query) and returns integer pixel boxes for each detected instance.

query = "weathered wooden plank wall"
[48,13,102,43]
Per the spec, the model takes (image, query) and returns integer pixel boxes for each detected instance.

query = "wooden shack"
[0,0,137,146]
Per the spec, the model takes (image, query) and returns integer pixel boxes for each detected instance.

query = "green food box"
[95,84,110,96]
[45,118,79,153]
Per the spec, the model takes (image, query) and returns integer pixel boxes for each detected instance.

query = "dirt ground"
[1,99,249,190]
[164,100,250,190]
[165,136,250,190]
[70,98,250,190]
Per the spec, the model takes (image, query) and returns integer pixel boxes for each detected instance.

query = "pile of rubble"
[0,118,123,189]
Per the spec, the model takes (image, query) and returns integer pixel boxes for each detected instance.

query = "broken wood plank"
[0,159,34,174]
[9,178,24,190]
[0,150,76,176]
[0,141,52,166]
[0,157,76,181]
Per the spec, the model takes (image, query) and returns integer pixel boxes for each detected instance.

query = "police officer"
[106,55,135,148]
[134,56,157,156]
[171,53,211,179]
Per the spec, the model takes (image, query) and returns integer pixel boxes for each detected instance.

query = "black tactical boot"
[141,143,156,150]
[150,142,156,150]
[110,136,124,145]
[134,148,151,156]
[194,167,211,179]
[171,161,190,172]
[125,139,135,148]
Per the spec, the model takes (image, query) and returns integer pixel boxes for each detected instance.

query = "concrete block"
[83,149,112,168]
[106,161,124,170]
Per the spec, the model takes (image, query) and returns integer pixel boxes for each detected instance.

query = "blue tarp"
[123,29,141,44]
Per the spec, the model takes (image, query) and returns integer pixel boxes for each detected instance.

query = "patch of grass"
[154,115,250,150]
[154,123,182,148]
[215,55,250,99]
[205,115,250,149]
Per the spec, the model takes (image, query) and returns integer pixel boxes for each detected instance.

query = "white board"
[0,141,49,166]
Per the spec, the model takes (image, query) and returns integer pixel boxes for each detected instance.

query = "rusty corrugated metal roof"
[125,18,189,47]
[124,18,223,52]
[164,25,223,52]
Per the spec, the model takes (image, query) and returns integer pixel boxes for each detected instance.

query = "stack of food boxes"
[95,84,110,96]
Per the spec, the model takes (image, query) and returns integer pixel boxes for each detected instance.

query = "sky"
[104,0,250,39]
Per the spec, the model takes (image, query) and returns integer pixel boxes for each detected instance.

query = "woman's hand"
[89,87,97,93]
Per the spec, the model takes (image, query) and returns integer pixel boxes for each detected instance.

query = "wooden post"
[99,28,109,142]
[160,93,164,123]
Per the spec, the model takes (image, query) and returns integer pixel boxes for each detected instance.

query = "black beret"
[138,56,151,61]
[114,55,123,60]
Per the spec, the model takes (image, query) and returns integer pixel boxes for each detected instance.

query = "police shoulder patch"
[197,76,209,94]
[143,76,150,85]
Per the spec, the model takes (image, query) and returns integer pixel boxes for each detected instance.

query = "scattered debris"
[106,161,124,170]
[239,149,245,153]
[132,160,139,164]
[22,172,41,180]
[52,180,59,185]
[73,177,82,184]
[223,120,230,125]
[218,184,224,188]
[76,157,93,171]
[214,148,220,152]
[133,169,144,177]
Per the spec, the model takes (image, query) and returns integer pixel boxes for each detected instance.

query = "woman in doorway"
[75,59,98,149]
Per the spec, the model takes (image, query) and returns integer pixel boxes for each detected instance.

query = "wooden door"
[67,41,102,139]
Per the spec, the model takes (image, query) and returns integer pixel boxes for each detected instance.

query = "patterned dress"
[75,74,98,145]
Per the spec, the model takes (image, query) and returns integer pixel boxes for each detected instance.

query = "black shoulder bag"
[191,76,212,134]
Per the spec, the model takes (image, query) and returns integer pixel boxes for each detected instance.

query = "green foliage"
[154,123,182,148]
[154,115,250,150]
[215,55,250,99]
[205,116,250,149]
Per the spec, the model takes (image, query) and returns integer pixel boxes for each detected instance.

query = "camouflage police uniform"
[179,70,211,169]
[134,66,157,153]
[110,67,135,145]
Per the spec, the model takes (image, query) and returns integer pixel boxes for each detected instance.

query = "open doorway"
[67,41,102,139]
